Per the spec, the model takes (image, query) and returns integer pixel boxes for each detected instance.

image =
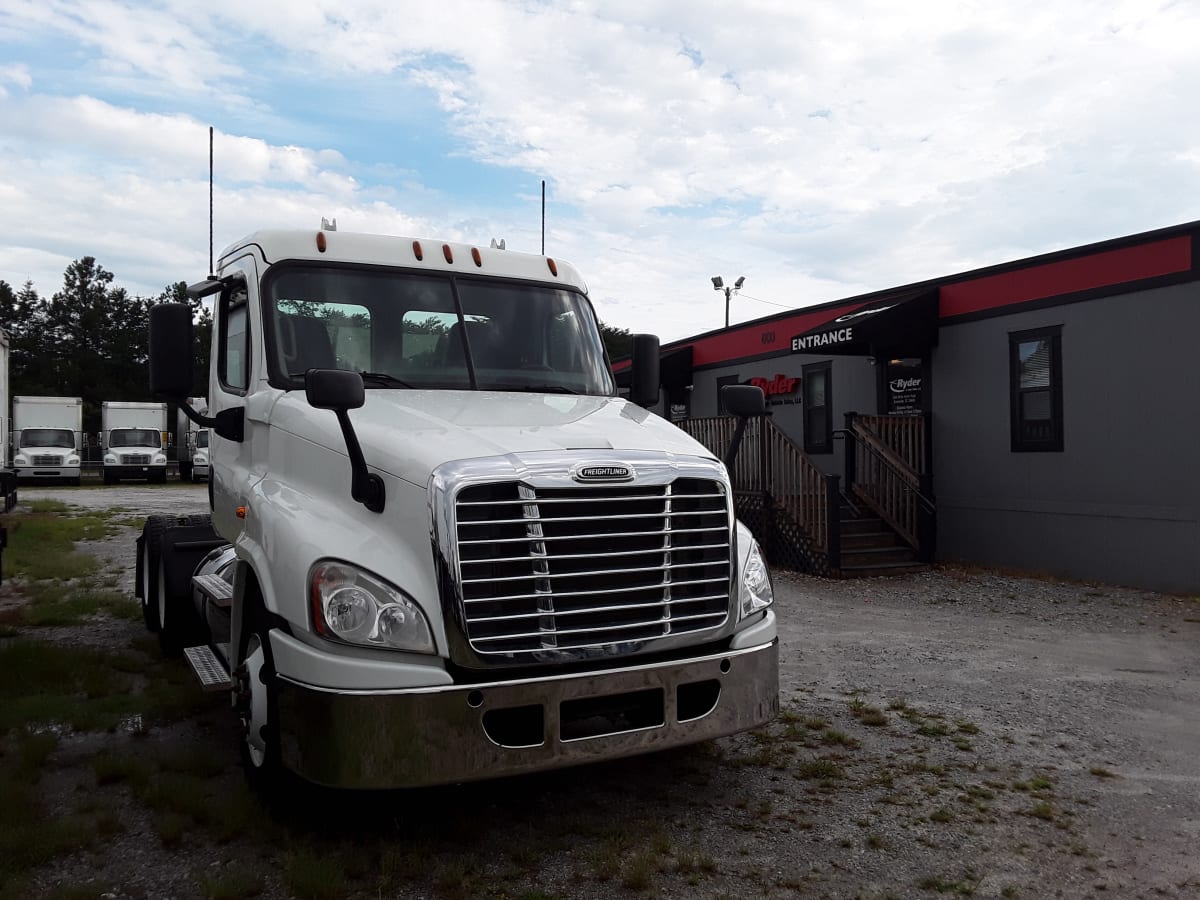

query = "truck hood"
[271,390,714,486]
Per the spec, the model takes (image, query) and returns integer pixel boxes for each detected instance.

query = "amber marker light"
[471,247,482,267]
[236,506,247,520]
[442,244,454,263]
[316,232,327,252]
[546,258,558,277]
[412,240,423,261]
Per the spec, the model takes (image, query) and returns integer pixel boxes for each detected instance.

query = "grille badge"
[571,463,634,483]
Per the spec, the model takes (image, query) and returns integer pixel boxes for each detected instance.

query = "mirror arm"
[331,409,386,513]
[177,401,244,443]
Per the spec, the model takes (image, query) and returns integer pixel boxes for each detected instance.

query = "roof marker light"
[316,232,327,252]
[471,247,482,267]
[547,258,558,277]
[412,240,423,261]
[442,244,454,264]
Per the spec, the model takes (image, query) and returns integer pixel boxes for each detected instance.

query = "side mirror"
[630,334,661,408]
[305,369,365,411]
[721,384,766,419]
[304,369,382,513]
[149,303,194,400]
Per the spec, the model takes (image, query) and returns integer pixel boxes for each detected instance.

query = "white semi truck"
[137,224,777,793]
[12,396,83,485]
[102,401,168,484]
[174,397,210,482]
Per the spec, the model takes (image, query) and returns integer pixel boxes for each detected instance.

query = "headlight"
[309,561,435,654]
[104,454,116,464]
[67,456,80,465]
[153,454,165,464]
[14,455,26,465]
[738,536,773,619]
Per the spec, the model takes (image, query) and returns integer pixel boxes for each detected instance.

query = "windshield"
[263,266,615,395]
[20,428,74,449]
[195,430,209,448]
[110,429,160,448]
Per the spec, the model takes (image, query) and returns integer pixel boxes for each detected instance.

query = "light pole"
[711,275,745,328]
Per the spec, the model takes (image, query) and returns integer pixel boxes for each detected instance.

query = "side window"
[1010,326,1063,452]
[219,279,250,393]
[802,361,832,454]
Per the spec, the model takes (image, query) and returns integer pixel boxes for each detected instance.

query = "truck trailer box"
[102,401,167,484]
[12,395,83,485]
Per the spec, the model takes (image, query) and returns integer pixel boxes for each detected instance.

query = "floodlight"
[711,276,724,290]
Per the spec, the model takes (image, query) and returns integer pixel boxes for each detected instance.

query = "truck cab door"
[209,256,259,538]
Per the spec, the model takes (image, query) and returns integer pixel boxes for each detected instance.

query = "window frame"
[1009,325,1063,453]
[802,361,833,454]
[216,275,251,397]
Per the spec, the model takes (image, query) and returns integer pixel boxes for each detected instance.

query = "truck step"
[192,572,233,608]
[184,645,232,692]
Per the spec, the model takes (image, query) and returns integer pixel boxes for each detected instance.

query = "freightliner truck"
[12,396,83,485]
[102,401,168,484]
[137,223,777,792]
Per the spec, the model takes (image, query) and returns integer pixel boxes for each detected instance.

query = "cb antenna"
[208,125,214,274]
[541,179,545,255]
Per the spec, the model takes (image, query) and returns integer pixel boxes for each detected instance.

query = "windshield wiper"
[358,371,414,388]
[507,385,581,395]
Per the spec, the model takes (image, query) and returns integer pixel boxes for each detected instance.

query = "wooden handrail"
[679,415,830,553]
[847,418,932,550]
[855,414,925,474]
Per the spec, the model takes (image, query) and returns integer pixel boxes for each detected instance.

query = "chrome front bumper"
[275,639,779,789]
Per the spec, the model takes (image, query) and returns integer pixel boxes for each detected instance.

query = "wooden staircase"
[679,412,934,578]
[838,504,928,577]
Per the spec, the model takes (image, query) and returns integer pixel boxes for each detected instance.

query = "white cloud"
[4,0,1200,340]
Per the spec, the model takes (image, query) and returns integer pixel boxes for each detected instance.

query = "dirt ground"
[6,485,1200,899]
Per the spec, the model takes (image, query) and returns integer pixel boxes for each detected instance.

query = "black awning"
[789,288,939,356]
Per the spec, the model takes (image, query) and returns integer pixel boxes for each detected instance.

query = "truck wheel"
[139,516,172,633]
[139,514,213,636]
[103,470,115,486]
[235,595,284,794]
[179,462,192,482]
[157,554,205,657]
[151,469,167,485]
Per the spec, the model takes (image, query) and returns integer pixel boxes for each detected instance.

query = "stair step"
[841,546,917,565]
[841,531,899,550]
[839,517,884,534]
[183,645,232,692]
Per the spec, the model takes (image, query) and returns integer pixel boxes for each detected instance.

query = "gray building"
[621,221,1200,592]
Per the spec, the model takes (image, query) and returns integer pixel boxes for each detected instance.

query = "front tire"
[235,594,285,795]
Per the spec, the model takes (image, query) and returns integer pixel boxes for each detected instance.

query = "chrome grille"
[121,454,150,465]
[455,478,731,657]
[32,455,61,466]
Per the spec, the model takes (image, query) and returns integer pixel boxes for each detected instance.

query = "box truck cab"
[175,397,209,482]
[102,401,167,484]
[12,396,82,485]
[139,225,777,793]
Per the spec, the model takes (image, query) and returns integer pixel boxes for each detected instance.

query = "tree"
[597,319,634,360]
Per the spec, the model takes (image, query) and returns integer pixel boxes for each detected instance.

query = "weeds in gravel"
[1088,766,1118,778]
[283,847,347,900]
[198,865,266,900]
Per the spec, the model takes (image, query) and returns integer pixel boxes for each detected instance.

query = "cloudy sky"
[2,0,1198,341]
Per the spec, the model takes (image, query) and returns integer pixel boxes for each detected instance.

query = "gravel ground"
[6,486,1200,899]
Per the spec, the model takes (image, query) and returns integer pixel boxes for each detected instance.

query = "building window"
[802,361,832,454]
[1009,326,1063,452]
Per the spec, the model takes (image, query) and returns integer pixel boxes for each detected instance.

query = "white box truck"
[102,401,167,484]
[12,396,83,485]
[174,397,209,482]
[137,224,777,795]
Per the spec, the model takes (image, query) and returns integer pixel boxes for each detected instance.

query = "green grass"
[0,638,217,735]
[1,503,118,582]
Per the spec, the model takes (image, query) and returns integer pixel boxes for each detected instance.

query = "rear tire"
[157,555,204,657]
[139,514,214,636]
[103,470,115,485]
